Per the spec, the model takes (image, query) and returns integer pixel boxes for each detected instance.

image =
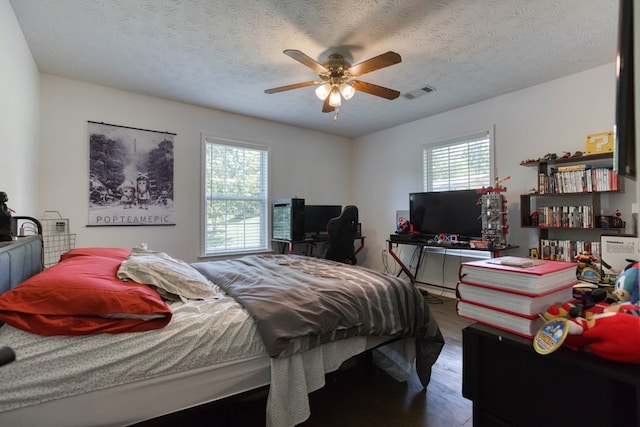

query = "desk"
[387,239,518,283]
[463,323,640,426]
[273,236,365,256]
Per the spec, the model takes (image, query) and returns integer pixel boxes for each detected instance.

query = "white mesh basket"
[40,211,76,267]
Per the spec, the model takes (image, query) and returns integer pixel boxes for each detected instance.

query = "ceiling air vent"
[403,86,436,99]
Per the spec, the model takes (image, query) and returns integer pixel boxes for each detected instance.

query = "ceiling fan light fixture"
[328,88,342,107]
[315,83,331,100]
[265,50,402,114]
[339,82,355,100]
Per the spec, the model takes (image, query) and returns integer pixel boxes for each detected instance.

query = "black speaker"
[0,192,11,241]
[272,198,305,241]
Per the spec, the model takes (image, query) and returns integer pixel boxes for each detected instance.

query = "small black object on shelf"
[0,191,12,242]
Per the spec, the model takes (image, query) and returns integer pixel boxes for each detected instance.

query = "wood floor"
[136,295,474,427]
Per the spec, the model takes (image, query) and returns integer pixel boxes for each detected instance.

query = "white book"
[456,281,574,316]
[456,300,544,338]
[458,257,578,295]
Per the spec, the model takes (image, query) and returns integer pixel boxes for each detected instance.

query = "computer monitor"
[304,205,342,236]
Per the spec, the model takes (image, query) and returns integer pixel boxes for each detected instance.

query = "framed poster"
[88,121,176,226]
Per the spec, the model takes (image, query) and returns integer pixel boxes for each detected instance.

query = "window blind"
[202,137,269,255]
[424,131,491,191]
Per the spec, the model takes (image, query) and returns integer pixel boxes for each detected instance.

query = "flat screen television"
[409,190,482,240]
[304,205,342,236]
[614,0,636,178]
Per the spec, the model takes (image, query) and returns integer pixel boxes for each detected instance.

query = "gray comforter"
[192,254,443,386]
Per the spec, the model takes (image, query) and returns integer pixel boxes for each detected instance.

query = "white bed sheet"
[0,293,264,413]
[0,291,400,427]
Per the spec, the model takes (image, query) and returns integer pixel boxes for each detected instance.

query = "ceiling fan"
[264,49,402,114]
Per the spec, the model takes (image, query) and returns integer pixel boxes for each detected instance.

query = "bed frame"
[0,235,43,294]
[0,238,396,427]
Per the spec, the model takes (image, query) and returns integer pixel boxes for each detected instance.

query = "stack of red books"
[456,256,578,338]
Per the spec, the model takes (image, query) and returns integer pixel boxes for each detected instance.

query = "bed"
[0,236,444,426]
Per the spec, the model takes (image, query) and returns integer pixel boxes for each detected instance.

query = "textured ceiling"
[10,0,619,138]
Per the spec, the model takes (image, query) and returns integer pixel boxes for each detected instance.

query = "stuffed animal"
[539,266,640,363]
[613,262,639,305]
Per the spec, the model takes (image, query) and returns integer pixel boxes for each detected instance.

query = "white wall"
[353,63,637,289]
[0,0,39,215]
[6,0,635,275]
[38,75,352,262]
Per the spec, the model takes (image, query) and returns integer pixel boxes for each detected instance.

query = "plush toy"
[613,262,639,304]
[538,264,640,362]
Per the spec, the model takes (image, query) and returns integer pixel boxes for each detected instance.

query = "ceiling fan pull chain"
[333,108,340,121]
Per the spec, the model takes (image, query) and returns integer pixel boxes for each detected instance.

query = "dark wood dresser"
[462,323,640,427]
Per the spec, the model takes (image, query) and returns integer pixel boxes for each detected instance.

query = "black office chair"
[325,205,358,265]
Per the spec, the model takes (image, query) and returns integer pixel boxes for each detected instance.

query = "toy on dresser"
[535,262,640,363]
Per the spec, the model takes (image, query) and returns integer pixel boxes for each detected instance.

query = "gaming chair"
[325,205,358,265]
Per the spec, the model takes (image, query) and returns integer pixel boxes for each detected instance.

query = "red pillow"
[59,247,131,262]
[0,256,171,335]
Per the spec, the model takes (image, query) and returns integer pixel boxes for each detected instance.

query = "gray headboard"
[0,236,44,294]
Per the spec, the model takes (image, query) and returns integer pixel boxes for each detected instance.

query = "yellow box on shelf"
[585,131,613,154]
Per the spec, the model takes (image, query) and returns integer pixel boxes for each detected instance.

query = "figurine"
[575,251,601,283]
[0,192,12,241]
[396,216,410,234]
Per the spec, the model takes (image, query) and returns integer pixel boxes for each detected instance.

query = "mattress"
[0,287,394,427]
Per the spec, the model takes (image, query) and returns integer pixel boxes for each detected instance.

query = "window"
[423,130,492,191]
[202,136,269,256]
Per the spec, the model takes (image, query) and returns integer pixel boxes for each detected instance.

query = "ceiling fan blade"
[351,80,400,100]
[347,51,402,77]
[322,97,335,113]
[264,80,321,94]
[284,49,328,74]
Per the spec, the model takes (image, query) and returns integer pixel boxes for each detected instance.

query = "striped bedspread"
[192,254,444,386]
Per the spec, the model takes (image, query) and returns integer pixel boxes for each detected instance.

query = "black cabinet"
[462,323,640,427]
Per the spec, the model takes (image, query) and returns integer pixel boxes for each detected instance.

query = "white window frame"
[422,129,494,191]
[201,135,270,257]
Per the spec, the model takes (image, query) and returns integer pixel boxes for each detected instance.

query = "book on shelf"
[540,239,600,262]
[456,280,574,316]
[536,205,593,229]
[458,256,578,295]
[456,299,545,339]
[537,167,618,194]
